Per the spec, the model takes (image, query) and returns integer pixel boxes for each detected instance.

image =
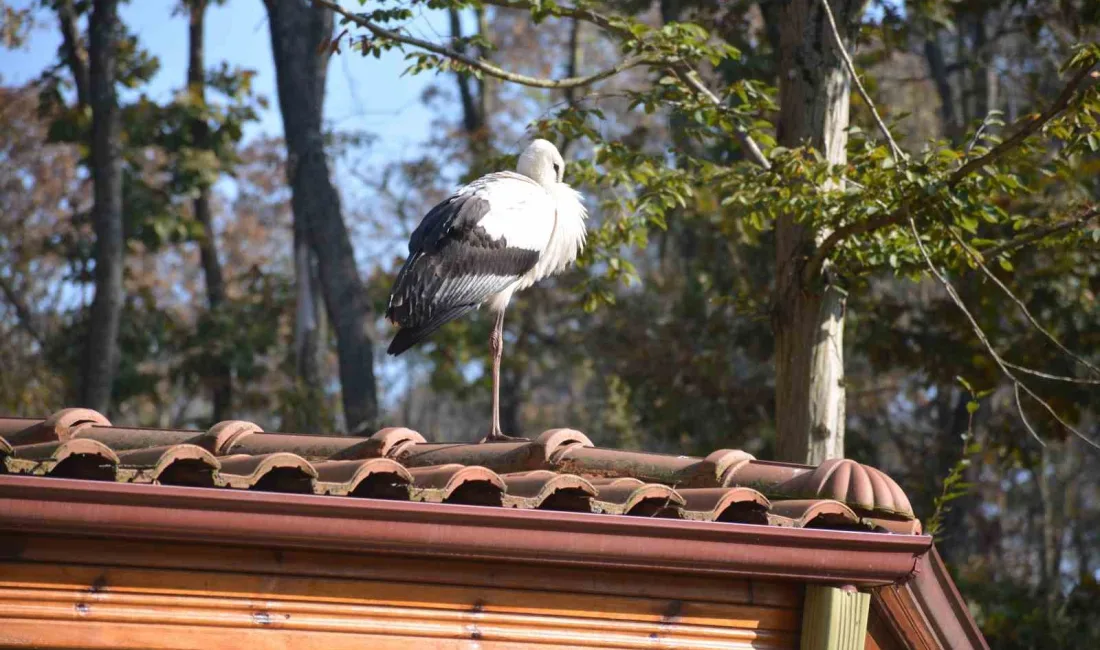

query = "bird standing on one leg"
[385,139,587,443]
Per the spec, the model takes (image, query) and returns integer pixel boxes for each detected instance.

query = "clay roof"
[0,408,919,535]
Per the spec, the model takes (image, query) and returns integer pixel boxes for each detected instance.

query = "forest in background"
[1,1,1099,646]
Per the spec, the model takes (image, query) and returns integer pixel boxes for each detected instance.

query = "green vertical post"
[800,584,871,650]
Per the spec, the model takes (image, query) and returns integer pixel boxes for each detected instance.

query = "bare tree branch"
[908,215,1099,449]
[1005,361,1100,385]
[0,274,44,345]
[821,0,905,162]
[947,225,1100,380]
[316,0,653,89]
[807,61,1098,280]
[55,0,90,106]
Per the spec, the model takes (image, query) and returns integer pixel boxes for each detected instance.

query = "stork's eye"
[553,162,561,175]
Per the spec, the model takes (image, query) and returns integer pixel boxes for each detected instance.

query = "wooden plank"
[0,619,645,650]
[799,585,870,650]
[0,588,799,649]
[2,533,803,608]
[864,604,905,650]
[0,561,800,631]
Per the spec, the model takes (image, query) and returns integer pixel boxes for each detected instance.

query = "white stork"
[385,139,588,442]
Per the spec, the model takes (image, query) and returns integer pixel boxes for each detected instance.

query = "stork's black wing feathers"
[386,303,478,356]
[385,190,540,356]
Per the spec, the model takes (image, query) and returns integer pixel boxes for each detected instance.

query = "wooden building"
[0,409,987,649]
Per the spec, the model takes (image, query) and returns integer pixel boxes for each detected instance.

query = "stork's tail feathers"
[386,303,479,356]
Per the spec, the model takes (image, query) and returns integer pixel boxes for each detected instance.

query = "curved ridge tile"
[3,408,110,446]
[338,428,427,460]
[768,499,868,530]
[500,470,596,511]
[0,417,41,439]
[407,464,506,505]
[722,459,809,490]
[591,478,686,517]
[72,426,204,451]
[216,452,316,492]
[552,446,706,486]
[679,487,770,524]
[116,444,220,486]
[782,459,913,518]
[703,449,756,487]
[12,438,120,463]
[399,441,539,474]
[536,429,593,462]
[4,438,119,480]
[204,420,264,455]
[313,458,413,498]
[220,431,375,461]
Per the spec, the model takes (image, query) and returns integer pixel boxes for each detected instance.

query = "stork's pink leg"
[483,309,527,443]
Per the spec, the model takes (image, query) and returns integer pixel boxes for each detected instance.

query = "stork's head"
[517,138,565,188]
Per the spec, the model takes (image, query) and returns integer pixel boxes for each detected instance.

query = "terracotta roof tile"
[0,409,921,535]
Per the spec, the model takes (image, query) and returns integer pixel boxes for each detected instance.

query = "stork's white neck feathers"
[516,138,564,189]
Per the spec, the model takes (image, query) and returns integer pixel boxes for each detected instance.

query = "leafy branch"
[805,57,1099,282]
[979,204,1100,260]
[925,383,982,541]
[315,0,654,89]
[812,26,1100,447]
[314,0,772,169]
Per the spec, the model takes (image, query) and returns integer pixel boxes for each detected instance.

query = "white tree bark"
[773,0,866,464]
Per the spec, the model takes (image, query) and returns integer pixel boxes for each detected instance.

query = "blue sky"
[0,0,447,160]
[1,1,465,414]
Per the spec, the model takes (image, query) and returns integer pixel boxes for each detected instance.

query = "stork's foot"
[481,431,530,444]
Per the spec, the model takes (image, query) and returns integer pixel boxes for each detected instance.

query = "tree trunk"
[291,229,328,432]
[773,0,865,464]
[187,0,231,422]
[265,0,378,432]
[81,0,124,415]
[55,0,89,107]
[923,34,963,143]
[1038,443,1062,606]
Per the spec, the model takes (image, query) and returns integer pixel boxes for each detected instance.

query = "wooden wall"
[0,535,805,649]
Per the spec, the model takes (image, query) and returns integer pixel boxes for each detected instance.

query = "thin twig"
[965,112,997,157]
[806,61,1097,281]
[947,225,1100,380]
[908,216,1099,449]
[482,0,632,40]
[1014,383,1043,445]
[316,0,653,89]
[820,0,906,162]
[0,274,44,345]
[1005,362,1100,385]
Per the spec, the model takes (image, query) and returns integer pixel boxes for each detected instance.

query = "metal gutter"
[0,475,929,585]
